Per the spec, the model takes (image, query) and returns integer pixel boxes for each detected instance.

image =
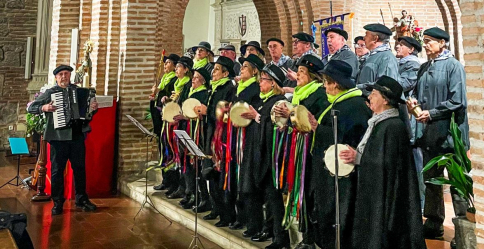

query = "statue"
[392,10,424,45]
[74,40,94,88]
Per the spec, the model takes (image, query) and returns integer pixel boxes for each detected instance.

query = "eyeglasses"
[292,39,301,44]
[268,45,280,49]
[354,43,366,48]
[260,77,273,82]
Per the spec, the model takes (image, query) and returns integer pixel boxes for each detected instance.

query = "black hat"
[324,28,349,40]
[218,44,236,52]
[354,36,364,44]
[296,54,325,74]
[193,67,211,85]
[423,27,450,42]
[266,38,285,47]
[292,32,315,43]
[321,60,355,89]
[238,54,265,71]
[398,36,422,53]
[163,54,180,64]
[177,56,194,70]
[191,41,214,56]
[53,65,73,76]
[313,42,320,49]
[262,64,286,87]
[363,23,392,36]
[215,56,236,78]
[240,41,265,56]
[366,76,405,104]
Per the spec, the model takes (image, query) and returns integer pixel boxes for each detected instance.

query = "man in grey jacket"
[321,28,358,80]
[396,36,421,97]
[356,23,399,96]
[28,65,98,215]
[407,27,469,241]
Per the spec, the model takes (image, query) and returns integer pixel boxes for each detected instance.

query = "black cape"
[311,96,372,248]
[351,117,426,249]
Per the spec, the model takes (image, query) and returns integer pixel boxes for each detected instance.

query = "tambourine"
[216,101,229,123]
[162,102,182,123]
[271,100,293,128]
[290,105,311,133]
[230,101,252,127]
[324,144,355,177]
[182,98,202,119]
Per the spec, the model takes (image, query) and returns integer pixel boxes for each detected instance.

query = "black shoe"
[179,194,190,205]
[203,212,219,220]
[450,238,457,249]
[251,231,273,242]
[192,200,212,213]
[295,242,316,249]
[153,183,166,190]
[167,189,185,199]
[423,221,444,239]
[229,221,244,230]
[266,241,290,249]
[51,201,64,215]
[214,221,231,227]
[182,195,196,209]
[76,199,97,212]
[165,188,176,197]
[243,230,257,238]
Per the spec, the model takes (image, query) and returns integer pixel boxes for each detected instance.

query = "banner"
[316,13,350,57]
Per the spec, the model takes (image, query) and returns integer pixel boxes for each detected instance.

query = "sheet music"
[174,130,205,157]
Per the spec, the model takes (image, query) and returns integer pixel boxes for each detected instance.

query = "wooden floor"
[0,151,454,249]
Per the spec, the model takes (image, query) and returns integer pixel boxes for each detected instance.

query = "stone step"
[120,175,305,249]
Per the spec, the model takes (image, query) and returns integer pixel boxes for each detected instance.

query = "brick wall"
[0,0,38,149]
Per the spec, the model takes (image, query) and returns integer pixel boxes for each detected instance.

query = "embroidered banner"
[315,13,351,57]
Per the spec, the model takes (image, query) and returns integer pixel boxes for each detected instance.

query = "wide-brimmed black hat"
[240,41,265,56]
[266,38,285,47]
[177,56,194,70]
[296,54,325,74]
[193,67,211,85]
[238,54,265,71]
[191,41,214,56]
[324,28,349,40]
[215,56,236,78]
[423,27,450,42]
[262,64,286,87]
[398,36,422,53]
[53,65,73,76]
[292,32,315,43]
[218,44,236,52]
[163,54,180,64]
[354,36,364,44]
[321,60,355,89]
[364,23,392,36]
[366,76,405,104]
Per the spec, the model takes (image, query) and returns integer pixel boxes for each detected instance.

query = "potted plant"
[26,92,47,138]
[423,113,476,249]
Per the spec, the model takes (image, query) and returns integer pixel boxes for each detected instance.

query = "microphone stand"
[331,109,341,249]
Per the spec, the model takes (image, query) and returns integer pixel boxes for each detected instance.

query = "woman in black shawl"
[340,76,426,249]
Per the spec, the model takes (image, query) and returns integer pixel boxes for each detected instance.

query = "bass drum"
[162,102,182,123]
[324,144,355,177]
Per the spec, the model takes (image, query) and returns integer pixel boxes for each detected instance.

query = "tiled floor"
[0,151,454,248]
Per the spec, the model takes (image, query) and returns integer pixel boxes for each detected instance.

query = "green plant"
[423,113,474,213]
[25,113,47,136]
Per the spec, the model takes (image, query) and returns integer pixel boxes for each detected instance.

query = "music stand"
[125,115,172,225]
[1,138,30,189]
[174,130,206,249]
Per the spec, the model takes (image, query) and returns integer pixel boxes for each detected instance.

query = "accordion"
[51,87,96,129]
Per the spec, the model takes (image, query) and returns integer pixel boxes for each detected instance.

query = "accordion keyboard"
[51,92,67,129]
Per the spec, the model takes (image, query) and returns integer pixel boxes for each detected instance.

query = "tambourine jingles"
[324,144,355,177]
[229,101,252,127]
[162,102,181,123]
[182,98,202,119]
[216,101,229,123]
[271,100,293,128]
[289,105,311,133]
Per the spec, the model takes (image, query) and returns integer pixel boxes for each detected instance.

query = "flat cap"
[324,28,348,40]
[266,38,285,47]
[363,23,392,36]
[398,36,422,53]
[218,44,236,52]
[354,36,364,44]
[292,32,315,43]
[53,65,73,76]
[423,27,450,42]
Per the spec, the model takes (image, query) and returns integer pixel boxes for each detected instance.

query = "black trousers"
[184,159,209,201]
[49,139,88,203]
[423,149,467,228]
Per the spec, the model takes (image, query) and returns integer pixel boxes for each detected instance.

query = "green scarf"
[174,76,190,93]
[237,77,257,96]
[311,88,362,152]
[210,77,230,91]
[260,90,275,103]
[292,81,321,105]
[189,85,207,97]
[157,71,176,91]
[193,57,208,69]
